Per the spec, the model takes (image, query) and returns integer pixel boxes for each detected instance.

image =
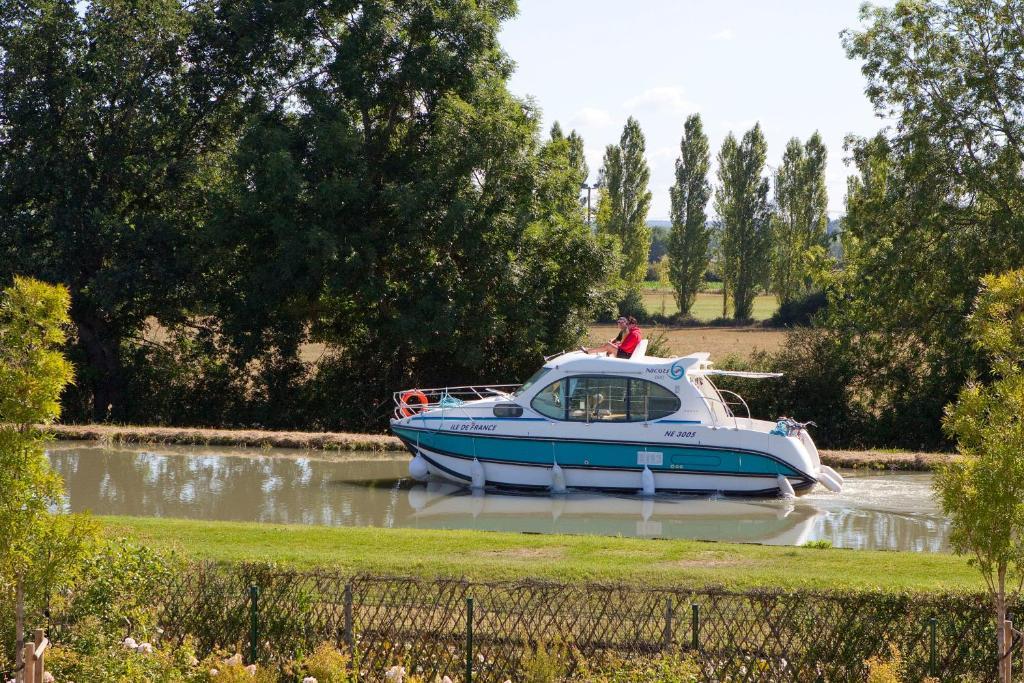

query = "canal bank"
[48,423,954,471]
[105,516,978,592]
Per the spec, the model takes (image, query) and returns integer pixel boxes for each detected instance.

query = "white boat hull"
[411,443,815,496]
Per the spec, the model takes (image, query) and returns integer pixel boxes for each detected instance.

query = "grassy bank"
[106,516,977,592]
[48,423,399,451]
[52,424,953,471]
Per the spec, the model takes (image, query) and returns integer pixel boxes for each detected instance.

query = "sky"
[498,0,892,220]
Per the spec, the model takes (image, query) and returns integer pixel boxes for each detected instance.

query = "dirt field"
[588,325,786,359]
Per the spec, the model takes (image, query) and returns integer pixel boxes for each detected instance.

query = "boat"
[389,341,844,497]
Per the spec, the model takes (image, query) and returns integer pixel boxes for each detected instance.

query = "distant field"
[641,280,723,293]
[642,288,778,321]
[589,325,785,359]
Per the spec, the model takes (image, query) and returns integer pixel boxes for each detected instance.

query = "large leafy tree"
[714,124,772,320]
[0,277,97,675]
[825,0,1024,446]
[935,269,1024,683]
[210,1,610,429]
[668,114,712,316]
[771,133,828,304]
[596,117,652,286]
[0,0,292,421]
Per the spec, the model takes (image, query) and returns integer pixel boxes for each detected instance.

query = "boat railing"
[393,385,522,420]
[698,387,753,430]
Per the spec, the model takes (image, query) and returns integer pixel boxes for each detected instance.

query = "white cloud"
[622,86,697,115]
[710,28,735,41]
[569,107,613,128]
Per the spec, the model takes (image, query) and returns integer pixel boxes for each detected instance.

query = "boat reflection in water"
[407,472,948,551]
[408,481,819,545]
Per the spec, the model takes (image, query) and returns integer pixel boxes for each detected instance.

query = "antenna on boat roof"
[544,349,568,361]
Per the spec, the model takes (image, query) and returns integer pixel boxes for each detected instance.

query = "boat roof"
[543,349,710,375]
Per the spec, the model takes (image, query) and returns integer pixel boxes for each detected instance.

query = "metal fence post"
[663,597,673,650]
[928,616,937,676]
[465,597,474,683]
[249,584,260,665]
[691,603,700,651]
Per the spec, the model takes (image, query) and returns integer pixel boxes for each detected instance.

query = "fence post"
[691,603,700,651]
[22,641,34,683]
[465,597,474,683]
[343,583,354,651]
[1005,620,1014,683]
[249,584,260,665]
[33,629,44,683]
[663,597,673,650]
[928,616,937,676]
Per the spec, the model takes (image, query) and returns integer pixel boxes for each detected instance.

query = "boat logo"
[669,360,686,380]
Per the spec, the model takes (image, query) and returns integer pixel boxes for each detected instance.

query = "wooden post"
[22,641,35,683]
[343,583,354,651]
[1004,620,1014,683]
[662,597,673,651]
[33,629,44,683]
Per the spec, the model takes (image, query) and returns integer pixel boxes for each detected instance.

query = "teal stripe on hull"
[391,426,801,477]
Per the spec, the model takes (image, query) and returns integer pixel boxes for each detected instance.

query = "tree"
[771,133,829,304]
[668,114,712,316]
[824,0,1024,448]
[934,269,1024,682]
[537,123,589,223]
[0,277,98,675]
[714,124,772,320]
[207,0,611,430]
[0,0,294,421]
[596,117,652,286]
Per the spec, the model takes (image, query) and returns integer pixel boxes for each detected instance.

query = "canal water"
[48,442,949,551]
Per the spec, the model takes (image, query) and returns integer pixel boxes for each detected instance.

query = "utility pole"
[580,182,597,228]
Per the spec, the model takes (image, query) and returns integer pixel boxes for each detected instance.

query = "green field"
[106,516,980,592]
[642,288,778,321]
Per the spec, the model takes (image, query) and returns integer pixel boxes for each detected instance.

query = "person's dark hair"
[627,315,638,326]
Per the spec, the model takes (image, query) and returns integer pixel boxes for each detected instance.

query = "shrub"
[616,288,646,320]
[767,290,827,327]
[518,641,570,682]
[579,652,700,682]
[296,642,352,683]
[47,627,201,683]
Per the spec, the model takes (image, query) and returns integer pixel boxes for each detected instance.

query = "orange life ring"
[399,390,430,418]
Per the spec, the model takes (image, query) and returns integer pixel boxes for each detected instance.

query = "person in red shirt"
[582,316,642,358]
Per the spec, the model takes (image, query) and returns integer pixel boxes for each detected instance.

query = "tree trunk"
[72,307,125,422]
[15,576,24,683]
[997,567,1010,683]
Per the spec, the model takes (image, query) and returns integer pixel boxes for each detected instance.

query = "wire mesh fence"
[154,564,1000,682]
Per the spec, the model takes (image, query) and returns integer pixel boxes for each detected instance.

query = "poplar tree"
[597,117,652,285]
[668,114,712,316]
[772,133,828,303]
[715,124,772,320]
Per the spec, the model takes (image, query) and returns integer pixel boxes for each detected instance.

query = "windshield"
[513,367,551,396]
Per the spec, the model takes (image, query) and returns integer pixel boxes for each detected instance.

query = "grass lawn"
[106,516,980,593]
[642,289,778,321]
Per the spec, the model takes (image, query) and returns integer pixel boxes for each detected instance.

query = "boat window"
[530,379,565,419]
[566,377,628,422]
[628,379,681,422]
[515,367,551,396]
